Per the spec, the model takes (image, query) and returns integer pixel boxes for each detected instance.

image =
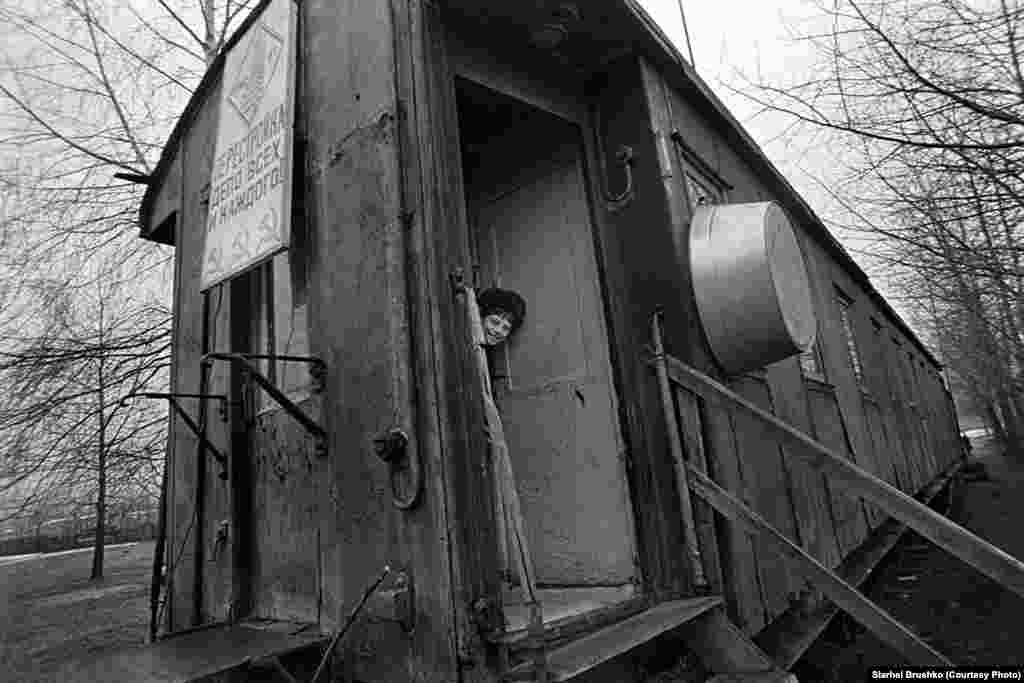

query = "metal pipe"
[201,352,326,441]
[123,392,229,473]
[149,457,169,642]
[651,310,708,590]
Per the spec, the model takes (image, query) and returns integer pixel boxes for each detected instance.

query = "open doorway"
[456,78,640,630]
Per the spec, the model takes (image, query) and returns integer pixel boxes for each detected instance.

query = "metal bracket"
[365,569,415,633]
[373,428,422,509]
[122,392,230,480]
[227,353,327,394]
[202,353,328,457]
[450,267,467,297]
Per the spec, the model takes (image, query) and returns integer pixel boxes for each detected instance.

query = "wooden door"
[471,134,636,586]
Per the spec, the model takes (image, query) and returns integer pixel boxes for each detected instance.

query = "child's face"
[483,311,514,346]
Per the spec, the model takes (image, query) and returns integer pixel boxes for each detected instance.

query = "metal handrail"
[122,392,229,479]
[201,353,327,453]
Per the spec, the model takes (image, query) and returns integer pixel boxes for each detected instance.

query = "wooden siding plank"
[727,375,803,624]
[703,404,767,633]
[764,362,842,572]
[805,384,869,556]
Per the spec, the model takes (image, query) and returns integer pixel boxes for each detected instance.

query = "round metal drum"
[689,201,816,375]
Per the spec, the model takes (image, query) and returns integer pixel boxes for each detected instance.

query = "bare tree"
[0,277,170,577]
[737,0,1024,453]
[0,0,255,575]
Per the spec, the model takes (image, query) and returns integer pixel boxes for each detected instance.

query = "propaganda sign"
[201,0,296,291]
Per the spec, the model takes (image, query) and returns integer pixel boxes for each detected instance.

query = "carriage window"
[672,134,729,215]
[684,172,721,213]
[799,333,825,381]
[836,289,864,384]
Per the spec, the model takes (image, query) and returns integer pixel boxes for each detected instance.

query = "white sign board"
[201,0,296,291]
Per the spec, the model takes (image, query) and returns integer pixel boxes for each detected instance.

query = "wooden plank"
[765,362,842,572]
[727,375,802,623]
[685,466,951,666]
[493,587,645,648]
[805,383,869,556]
[676,605,781,675]
[446,27,587,125]
[504,597,723,682]
[71,620,326,683]
[249,403,320,623]
[708,674,796,683]
[703,403,767,633]
[663,356,1024,602]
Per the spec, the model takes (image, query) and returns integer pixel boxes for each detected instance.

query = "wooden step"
[707,674,797,683]
[503,596,723,682]
[66,619,327,682]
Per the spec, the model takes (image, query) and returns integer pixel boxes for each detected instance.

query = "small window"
[799,344,824,380]
[799,328,826,381]
[671,133,729,214]
[836,290,864,384]
[684,172,721,213]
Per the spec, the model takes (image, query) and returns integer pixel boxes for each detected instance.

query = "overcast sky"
[635,1,851,247]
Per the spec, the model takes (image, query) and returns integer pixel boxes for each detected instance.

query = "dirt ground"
[794,435,1024,680]
[0,541,154,682]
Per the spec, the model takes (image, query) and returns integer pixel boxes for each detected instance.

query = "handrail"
[684,464,950,665]
[202,353,327,454]
[122,392,229,479]
[652,353,1024,601]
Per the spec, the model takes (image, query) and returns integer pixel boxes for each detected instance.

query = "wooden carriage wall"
[132,0,982,681]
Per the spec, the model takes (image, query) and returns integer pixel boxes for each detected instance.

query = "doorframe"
[448,37,650,595]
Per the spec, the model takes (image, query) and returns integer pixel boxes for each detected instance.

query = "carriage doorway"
[456,78,638,603]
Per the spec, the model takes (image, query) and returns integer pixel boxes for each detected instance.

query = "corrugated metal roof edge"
[618,0,942,370]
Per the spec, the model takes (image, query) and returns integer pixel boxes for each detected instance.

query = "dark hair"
[478,288,526,331]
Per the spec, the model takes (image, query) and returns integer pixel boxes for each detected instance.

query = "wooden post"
[651,311,708,590]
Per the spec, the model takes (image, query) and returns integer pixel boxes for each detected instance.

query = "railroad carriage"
[94,0,1016,681]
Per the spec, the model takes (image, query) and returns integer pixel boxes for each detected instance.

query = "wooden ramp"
[66,620,327,683]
